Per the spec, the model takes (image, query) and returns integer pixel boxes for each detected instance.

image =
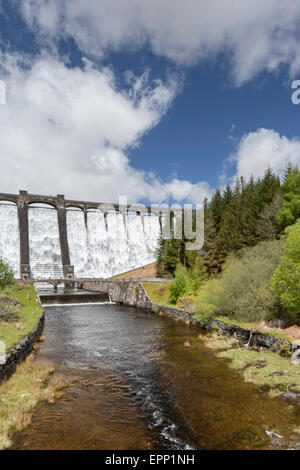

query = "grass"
[0,283,43,351]
[0,353,67,449]
[142,282,173,307]
[199,333,300,398]
[0,282,66,449]
[144,282,298,344]
[109,266,145,279]
[109,262,157,279]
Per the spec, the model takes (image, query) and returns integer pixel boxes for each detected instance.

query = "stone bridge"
[0,191,173,280]
[23,277,104,290]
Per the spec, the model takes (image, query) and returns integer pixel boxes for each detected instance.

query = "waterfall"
[0,203,20,278]
[0,203,160,279]
[244,331,253,348]
[28,206,63,279]
[67,209,160,278]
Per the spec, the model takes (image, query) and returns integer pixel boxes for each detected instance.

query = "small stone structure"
[82,279,153,311]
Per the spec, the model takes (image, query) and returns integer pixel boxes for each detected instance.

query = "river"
[12,303,300,450]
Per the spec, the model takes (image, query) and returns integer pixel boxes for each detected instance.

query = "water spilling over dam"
[66,209,159,278]
[0,191,161,279]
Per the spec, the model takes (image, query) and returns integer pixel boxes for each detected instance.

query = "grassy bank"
[0,282,66,449]
[109,262,157,280]
[144,280,300,344]
[199,333,300,398]
[0,353,66,449]
[0,283,43,351]
[143,282,173,307]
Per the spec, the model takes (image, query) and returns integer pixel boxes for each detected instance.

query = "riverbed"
[11,304,300,450]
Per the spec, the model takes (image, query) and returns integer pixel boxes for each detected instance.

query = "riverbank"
[141,280,300,401]
[199,333,300,399]
[0,283,43,352]
[0,282,66,449]
[143,281,300,343]
[10,302,300,450]
[0,353,66,449]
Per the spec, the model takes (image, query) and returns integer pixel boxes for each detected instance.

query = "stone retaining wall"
[83,279,300,360]
[82,279,153,311]
[0,313,44,385]
[0,290,45,386]
[153,304,299,357]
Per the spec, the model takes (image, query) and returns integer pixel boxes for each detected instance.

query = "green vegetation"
[0,354,66,450]
[196,240,284,322]
[157,168,282,276]
[0,269,65,450]
[200,333,300,397]
[0,258,14,288]
[143,282,173,307]
[167,258,207,305]
[169,265,189,304]
[0,283,43,351]
[156,165,300,326]
[271,219,300,318]
[277,167,300,228]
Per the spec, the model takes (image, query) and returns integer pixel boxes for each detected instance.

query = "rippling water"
[12,304,300,450]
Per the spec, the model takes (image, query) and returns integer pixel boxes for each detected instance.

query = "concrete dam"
[0,191,165,280]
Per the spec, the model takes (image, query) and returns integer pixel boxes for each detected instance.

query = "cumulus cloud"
[0,52,212,203]
[19,0,300,84]
[230,128,300,180]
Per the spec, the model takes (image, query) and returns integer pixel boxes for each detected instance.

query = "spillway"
[28,206,64,279]
[67,209,160,278]
[0,204,160,279]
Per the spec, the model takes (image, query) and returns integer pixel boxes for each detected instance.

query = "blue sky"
[1,1,300,203]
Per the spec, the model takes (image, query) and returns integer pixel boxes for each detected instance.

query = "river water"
[12,304,300,450]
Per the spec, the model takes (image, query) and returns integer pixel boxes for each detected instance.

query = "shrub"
[195,279,221,322]
[271,219,300,319]
[169,264,189,304]
[196,240,285,322]
[0,258,14,288]
[188,256,208,294]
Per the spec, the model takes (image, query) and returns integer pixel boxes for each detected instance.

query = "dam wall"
[0,191,166,280]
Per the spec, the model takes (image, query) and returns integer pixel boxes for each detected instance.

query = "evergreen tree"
[210,189,223,233]
[156,167,289,277]
[277,167,300,228]
[283,161,294,182]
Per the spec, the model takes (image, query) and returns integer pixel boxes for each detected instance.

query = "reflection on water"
[12,304,300,450]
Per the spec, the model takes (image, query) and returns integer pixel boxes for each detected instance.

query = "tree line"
[157,164,299,277]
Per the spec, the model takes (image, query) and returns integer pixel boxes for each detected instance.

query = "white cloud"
[19,0,300,84]
[230,128,300,180]
[0,52,212,203]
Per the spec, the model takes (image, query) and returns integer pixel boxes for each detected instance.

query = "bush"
[0,258,14,288]
[195,279,221,322]
[271,219,300,319]
[188,256,207,294]
[196,240,285,322]
[169,264,189,304]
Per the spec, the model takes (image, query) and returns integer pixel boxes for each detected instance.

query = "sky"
[1,1,300,203]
